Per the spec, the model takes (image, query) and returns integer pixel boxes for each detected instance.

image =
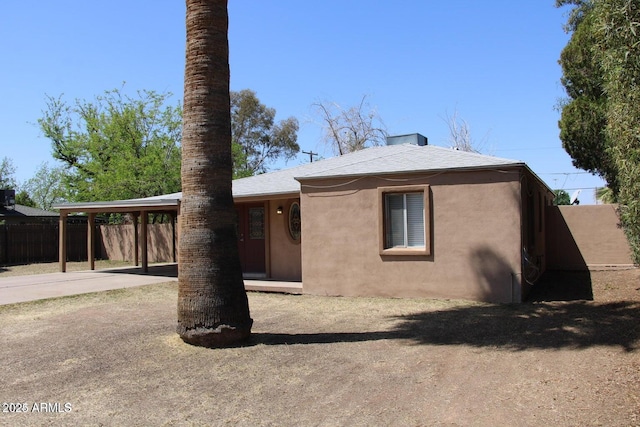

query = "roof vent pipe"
[385,133,428,146]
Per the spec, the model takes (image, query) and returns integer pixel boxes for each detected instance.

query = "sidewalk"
[0,264,302,305]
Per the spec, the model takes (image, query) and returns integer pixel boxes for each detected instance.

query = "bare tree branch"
[441,108,492,154]
[313,95,388,155]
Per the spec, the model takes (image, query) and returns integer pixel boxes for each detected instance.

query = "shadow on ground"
[251,300,640,352]
[101,263,178,278]
[527,270,594,302]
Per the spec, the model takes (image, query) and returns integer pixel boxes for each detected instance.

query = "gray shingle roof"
[297,143,522,179]
[0,204,59,218]
[233,143,523,197]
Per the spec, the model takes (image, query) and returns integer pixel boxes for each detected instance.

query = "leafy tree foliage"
[596,186,615,204]
[15,191,36,207]
[22,162,65,211]
[38,88,182,202]
[0,157,17,189]
[557,3,618,194]
[313,95,388,155]
[592,0,640,263]
[557,0,640,263]
[556,0,595,32]
[553,189,571,205]
[230,89,299,178]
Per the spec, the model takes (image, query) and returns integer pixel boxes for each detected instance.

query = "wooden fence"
[0,223,176,266]
[0,223,94,265]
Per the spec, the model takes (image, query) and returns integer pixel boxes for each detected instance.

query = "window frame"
[378,185,431,256]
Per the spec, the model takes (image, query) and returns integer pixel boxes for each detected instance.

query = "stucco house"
[56,134,553,303]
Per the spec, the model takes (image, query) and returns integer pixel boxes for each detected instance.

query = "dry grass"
[0,270,639,426]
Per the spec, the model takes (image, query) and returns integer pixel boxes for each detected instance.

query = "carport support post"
[170,213,176,263]
[141,210,148,273]
[133,213,139,267]
[87,213,96,270]
[59,211,67,272]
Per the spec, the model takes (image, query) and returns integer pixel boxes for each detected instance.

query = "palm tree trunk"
[177,0,252,347]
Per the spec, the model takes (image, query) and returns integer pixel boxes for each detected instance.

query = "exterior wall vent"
[386,133,428,146]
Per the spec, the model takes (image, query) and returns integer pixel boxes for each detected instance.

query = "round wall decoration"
[288,202,301,241]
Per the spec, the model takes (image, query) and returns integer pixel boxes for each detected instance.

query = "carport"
[54,194,181,273]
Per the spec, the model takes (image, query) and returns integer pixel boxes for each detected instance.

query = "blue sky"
[0,1,604,204]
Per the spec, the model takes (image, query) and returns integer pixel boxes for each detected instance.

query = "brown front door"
[237,203,266,274]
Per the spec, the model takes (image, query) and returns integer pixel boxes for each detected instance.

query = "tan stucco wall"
[267,198,302,281]
[546,204,634,270]
[299,169,526,303]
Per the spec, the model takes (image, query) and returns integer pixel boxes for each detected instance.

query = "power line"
[538,171,592,175]
[494,147,559,151]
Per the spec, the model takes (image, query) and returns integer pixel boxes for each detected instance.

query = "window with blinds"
[378,185,431,256]
[385,192,425,248]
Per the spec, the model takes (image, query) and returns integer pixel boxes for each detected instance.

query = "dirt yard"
[0,268,638,426]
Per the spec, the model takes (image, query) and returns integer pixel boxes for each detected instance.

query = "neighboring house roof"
[0,204,59,219]
[55,143,547,212]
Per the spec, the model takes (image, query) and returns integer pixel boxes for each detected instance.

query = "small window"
[379,185,430,256]
[248,207,265,239]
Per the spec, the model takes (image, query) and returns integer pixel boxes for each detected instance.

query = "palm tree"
[177,0,252,347]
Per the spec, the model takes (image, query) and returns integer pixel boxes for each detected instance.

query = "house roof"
[299,143,525,178]
[54,143,543,213]
[0,204,59,218]
[234,143,525,196]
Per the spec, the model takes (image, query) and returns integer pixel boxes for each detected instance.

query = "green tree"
[22,162,65,211]
[15,191,36,208]
[556,0,594,32]
[0,157,17,189]
[557,1,618,194]
[553,189,571,205]
[593,0,640,263]
[231,89,299,178]
[38,88,182,202]
[557,0,640,263]
[596,186,615,204]
[177,0,252,347]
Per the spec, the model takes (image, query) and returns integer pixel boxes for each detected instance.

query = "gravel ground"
[0,268,638,426]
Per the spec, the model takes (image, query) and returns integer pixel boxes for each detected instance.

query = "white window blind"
[385,192,424,248]
[405,193,425,247]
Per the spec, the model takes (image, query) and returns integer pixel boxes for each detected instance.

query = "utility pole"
[302,150,318,162]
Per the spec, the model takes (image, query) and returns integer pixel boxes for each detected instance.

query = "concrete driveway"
[0,264,179,305]
[0,263,301,305]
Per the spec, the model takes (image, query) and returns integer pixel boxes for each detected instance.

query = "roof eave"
[54,199,180,213]
[233,190,300,201]
[294,163,528,182]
